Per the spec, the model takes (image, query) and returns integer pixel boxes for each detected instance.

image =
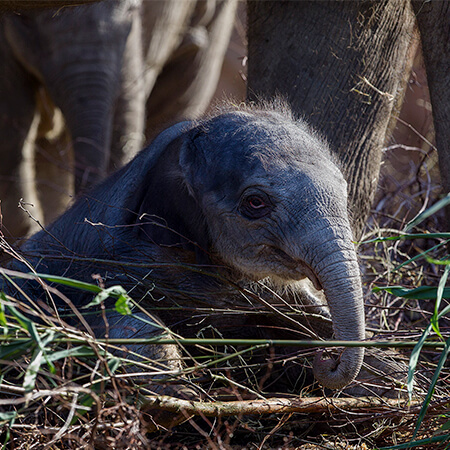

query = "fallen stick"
[143,395,424,417]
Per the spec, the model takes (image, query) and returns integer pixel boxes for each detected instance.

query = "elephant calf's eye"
[239,193,272,219]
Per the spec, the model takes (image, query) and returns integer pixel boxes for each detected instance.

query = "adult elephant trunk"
[297,220,365,390]
[50,70,118,191]
[4,2,134,192]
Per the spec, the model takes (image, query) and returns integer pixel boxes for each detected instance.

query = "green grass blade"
[108,356,121,373]
[362,232,450,244]
[407,300,450,401]
[24,273,134,316]
[0,293,7,330]
[0,338,34,360]
[0,411,16,450]
[6,304,58,374]
[46,345,99,363]
[372,285,450,300]
[431,265,450,338]
[412,334,450,441]
[31,272,103,293]
[407,323,432,402]
[23,329,56,392]
[437,302,450,321]
[425,256,450,265]
[23,347,44,392]
[378,433,450,449]
[7,304,58,377]
[393,242,446,271]
[5,304,38,334]
[405,192,450,231]
[0,412,17,422]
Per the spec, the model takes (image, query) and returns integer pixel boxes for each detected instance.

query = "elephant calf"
[2,103,365,393]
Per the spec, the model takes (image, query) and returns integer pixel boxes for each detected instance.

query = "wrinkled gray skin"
[4,104,365,392]
[247,1,450,239]
[0,0,237,237]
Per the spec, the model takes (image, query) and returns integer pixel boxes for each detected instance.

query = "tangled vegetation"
[0,78,449,448]
[0,160,449,449]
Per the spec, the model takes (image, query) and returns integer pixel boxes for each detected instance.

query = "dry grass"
[1,111,449,449]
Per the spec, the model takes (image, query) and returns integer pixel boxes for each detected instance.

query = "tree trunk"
[411,1,450,229]
[247,1,416,239]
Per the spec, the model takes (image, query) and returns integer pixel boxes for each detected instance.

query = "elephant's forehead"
[210,125,329,176]
[204,112,329,166]
[197,130,340,204]
[192,111,342,199]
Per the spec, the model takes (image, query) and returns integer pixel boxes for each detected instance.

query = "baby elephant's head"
[138,104,365,390]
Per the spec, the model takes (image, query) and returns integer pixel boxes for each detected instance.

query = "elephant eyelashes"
[239,193,273,219]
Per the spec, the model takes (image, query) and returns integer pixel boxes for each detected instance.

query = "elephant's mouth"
[266,247,323,291]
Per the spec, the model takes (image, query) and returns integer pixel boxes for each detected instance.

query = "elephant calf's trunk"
[313,347,364,390]
[309,238,365,390]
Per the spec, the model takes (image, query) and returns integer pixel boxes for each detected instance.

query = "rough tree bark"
[247,1,416,239]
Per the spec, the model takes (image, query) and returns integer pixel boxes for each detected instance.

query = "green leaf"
[84,285,131,309]
[441,421,450,431]
[373,285,450,300]
[115,293,132,315]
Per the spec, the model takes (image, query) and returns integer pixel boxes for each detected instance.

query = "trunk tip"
[313,347,364,390]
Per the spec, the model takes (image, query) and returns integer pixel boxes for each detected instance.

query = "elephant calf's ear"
[136,136,211,263]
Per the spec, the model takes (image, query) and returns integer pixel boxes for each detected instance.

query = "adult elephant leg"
[109,6,146,172]
[141,0,196,99]
[411,1,450,230]
[145,0,238,136]
[34,87,74,224]
[0,46,42,238]
[247,0,416,239]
